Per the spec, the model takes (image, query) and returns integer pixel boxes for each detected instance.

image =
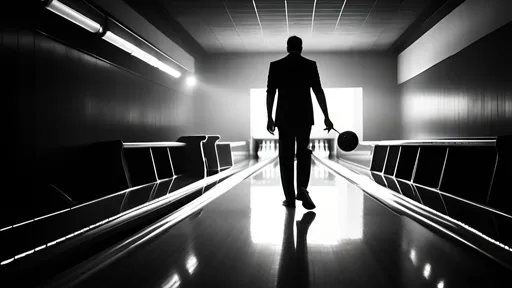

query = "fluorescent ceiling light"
[47,0,102,33]
[157,62,182,78]
[46,0,184,79]
[102,31,181,78]
[132,48,159,67]
[102,31,136,54]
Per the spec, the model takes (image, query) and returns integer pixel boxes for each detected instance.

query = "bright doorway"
[250,87,363,140]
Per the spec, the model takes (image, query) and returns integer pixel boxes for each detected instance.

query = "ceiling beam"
[311,0,318,34]
[359,0,379,31]
[251,0,267,47]
[123,0,208,62]
[285,0,289,37]
[334,0,348,32]
[390,0,465,55]
[224,1,245,51]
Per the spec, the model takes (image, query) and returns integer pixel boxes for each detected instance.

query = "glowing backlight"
[250,87,363,140]
[250,165,363,245]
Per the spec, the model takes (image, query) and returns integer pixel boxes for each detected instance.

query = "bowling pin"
[257,142,262,158]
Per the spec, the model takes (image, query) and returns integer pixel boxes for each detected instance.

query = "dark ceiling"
[128,0,458,54]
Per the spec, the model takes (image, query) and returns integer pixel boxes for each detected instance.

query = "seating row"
[367,135,512,247]
[4,135,235,230]
[1,135,243,267]
[61,135,233,203]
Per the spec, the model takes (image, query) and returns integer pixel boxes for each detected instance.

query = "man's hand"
[267,118,275,135]
[323,117,334,133]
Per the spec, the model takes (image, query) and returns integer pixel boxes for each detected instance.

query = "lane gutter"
[313,155,512,271]
[43,156,278,288]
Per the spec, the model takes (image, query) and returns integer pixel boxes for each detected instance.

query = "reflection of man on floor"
[266,36,333,209]
[276,210,316,288]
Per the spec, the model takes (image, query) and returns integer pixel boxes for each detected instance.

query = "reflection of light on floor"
[423,263,431,279]
[250,186,286,244]
[306,182,363,244]
[409,249,417,266]
[407,244,446,287]
[161,273,180,288]
[313,164,329,179]
[186,253,198,275]
[250,166,363,245]
[251,162,331,185]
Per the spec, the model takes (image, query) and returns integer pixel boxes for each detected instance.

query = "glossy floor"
[70,161,509,288]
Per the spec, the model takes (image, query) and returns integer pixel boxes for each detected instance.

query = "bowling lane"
[69,161,507,288]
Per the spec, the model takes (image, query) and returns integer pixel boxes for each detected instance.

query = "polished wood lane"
[71,161,509,288]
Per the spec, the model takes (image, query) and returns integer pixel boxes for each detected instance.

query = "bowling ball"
[337,131,359,152]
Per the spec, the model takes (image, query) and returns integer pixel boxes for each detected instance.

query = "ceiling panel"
[150,0,452,53]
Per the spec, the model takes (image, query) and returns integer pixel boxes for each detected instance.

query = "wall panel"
[399,23,512,139]
[2,8,197,225]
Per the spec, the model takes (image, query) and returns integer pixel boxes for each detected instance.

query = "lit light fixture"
[132,48,159,67]
[157,63,182,78]
[102,31,181,78]
[186,75,197,86]
[102,31,136,54]
[46,0,102,33]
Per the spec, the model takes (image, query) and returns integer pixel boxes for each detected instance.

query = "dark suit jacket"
[266,52,322,128]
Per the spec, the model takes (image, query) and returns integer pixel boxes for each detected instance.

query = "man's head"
[287,36,302,54]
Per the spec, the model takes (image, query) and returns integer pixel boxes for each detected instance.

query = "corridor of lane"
[65,161,508,288]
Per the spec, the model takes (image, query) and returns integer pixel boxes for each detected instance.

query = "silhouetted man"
[266,36,333,209]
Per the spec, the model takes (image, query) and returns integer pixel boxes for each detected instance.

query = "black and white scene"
[1,0,511,287]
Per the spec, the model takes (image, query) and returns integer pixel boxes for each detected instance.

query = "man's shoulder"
[272,56,315,65]
[271,57,286,64]
[301,56,316,65]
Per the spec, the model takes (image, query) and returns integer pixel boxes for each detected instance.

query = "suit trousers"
[277,126,312,201]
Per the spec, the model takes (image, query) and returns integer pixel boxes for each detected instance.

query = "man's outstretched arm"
[267,90,276,119]
[311,62,333,131]
[314,88,329,119]
[266,62,277,134]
